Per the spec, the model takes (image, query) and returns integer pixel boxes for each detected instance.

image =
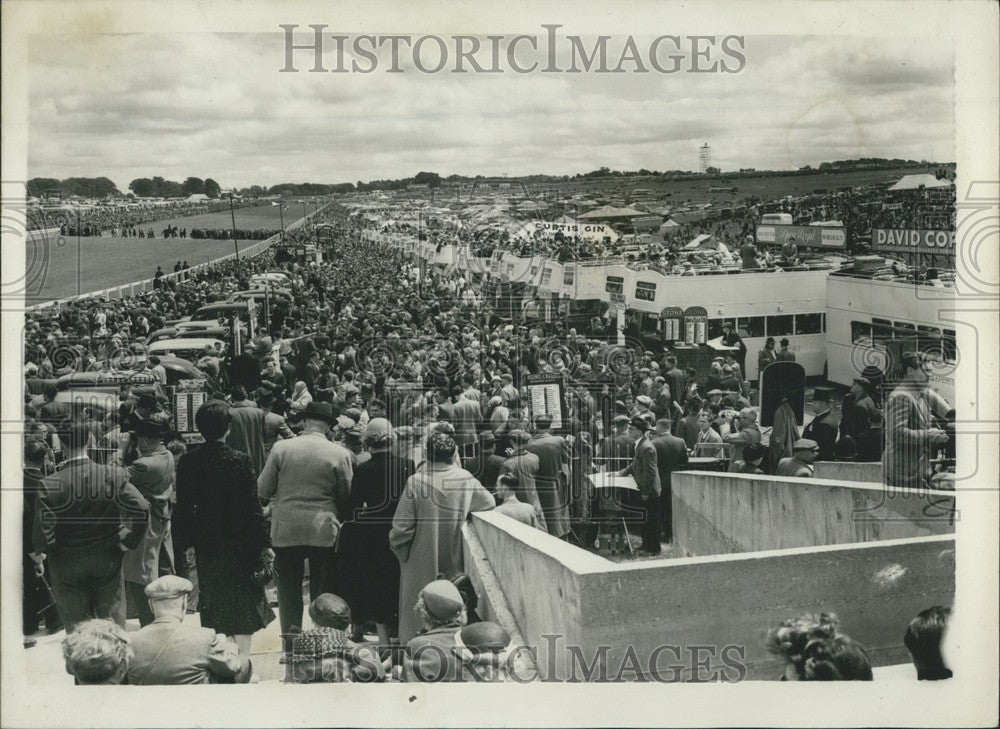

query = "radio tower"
[699,143,712,173]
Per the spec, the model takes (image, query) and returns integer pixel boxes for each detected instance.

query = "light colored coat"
[389,462,495,643]
[257,432,353,548]
[123,445,175,585]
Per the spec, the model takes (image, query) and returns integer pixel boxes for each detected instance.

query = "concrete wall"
[671,471,954,557]
[815,461,883,483]
[577,535,955,680]
[466,468,957,682]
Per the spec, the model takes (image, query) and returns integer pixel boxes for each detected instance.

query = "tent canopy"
[888,174,953,192]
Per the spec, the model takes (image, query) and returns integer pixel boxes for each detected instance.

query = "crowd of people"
[28,199,271,234]
[21,199,955,684]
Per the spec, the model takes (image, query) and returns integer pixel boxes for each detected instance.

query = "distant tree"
[152,176,165,197]
[413,171,442,188]
[129,178,157,197]
[203,178,221,198]
[182,177,205,195]
[161,180,184,198]
[27,178,62,197]
[705,166,721,175]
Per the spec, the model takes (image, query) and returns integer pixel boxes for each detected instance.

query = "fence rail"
[24,205,327,312]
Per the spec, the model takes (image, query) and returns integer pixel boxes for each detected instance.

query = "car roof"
[148,338,224,351]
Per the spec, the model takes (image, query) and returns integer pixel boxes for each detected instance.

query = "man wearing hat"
[618,416,662,554]
[803,386,839,462]
[254,387,294,455]
[499,430,546,527]
[126,576,251,685]
[598,414,635,472]
[123,412,176,627]
[526,414,571,539]
[31,420,149,633]
[775,338,796,362]
[403,580,468,683]
[258,401,354,637]
[839,378,877,442]
[776,439,819,477]
[757,337,778,376]
[465,431,505,495]
[720,322,747,378]
[226,386,268,476]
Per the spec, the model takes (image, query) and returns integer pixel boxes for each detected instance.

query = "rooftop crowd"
[22,200,954,683]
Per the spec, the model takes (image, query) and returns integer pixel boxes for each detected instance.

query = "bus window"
[871,317,893,340]
[942,329,957,363]
[606,276,624,294]
[822,313,826,333]
[894,321,916,337]
[851,321,872,344]
[563,270,575,286]
[917,325,941,353]
[737,316,765,338]
[795,313,823,335]
[766,315,793,337]
[708,318,736,339]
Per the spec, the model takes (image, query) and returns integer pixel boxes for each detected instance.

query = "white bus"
[826,270,956,403]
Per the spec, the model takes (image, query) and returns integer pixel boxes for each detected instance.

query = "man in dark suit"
[802,386,839,462]
[38,384,69,425]
[650,418,688,544]
[23,441,61,637]
[662,356,687,413]
[31,420,149,632]
[526,414,571,539]
[619,416,661,554]
[839,378,878,441]
[465,431,505,494]
[598,415,635,471]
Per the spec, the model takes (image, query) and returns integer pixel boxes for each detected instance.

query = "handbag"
[251,549,275,587]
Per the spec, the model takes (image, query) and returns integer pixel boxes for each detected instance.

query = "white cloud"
[27,32,955,189]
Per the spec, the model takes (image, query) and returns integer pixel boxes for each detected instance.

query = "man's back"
[257,432,353,547]
[127,619,246,685]
[227,404,267,474]
[451,397,482,445]
[33,458,148,554]
[526,434,566,477]
[650,433,688,490]
[496,498,538,528]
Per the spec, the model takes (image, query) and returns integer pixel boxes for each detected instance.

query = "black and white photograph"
[1,1,997,727]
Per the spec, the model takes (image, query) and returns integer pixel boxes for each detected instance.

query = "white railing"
[25,204,328,312]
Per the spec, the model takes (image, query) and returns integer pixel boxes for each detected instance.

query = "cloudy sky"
[27,31,955,190]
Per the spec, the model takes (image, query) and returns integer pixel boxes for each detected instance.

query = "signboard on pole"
[173,379,207,435]
[659,306,684,341]
[870,228,955,256]
[756,224,847,249]
[682,306,708,345]
[526,373,565,430]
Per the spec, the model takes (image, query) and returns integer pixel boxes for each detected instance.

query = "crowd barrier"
[24,206,327,312]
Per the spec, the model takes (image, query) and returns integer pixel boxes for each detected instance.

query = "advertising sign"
[526,373,565,430]
[871,228,955,255]
[755,224,847,249]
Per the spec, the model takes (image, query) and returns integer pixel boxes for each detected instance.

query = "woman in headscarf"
[389,432,495,643]
[288,380,312,415]
[338,418,414,651]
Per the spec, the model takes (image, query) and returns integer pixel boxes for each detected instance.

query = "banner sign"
[660,306,684,341]
[755,224,847,249]
[871,228,955,255]
[683,306,708,345]
[529,221,620,243]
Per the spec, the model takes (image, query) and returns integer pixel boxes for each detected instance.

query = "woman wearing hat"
[389,432,495,643]
[338,418,414,651]
[174,401,275,658]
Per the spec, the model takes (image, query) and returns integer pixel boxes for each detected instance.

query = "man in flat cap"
[287,594,384,683]
[126,576,252,685]
[465,431,505,496]
[839,377,877,442]
[776,439,819,477]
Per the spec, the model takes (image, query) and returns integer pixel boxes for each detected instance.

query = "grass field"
[22,205,308,304]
